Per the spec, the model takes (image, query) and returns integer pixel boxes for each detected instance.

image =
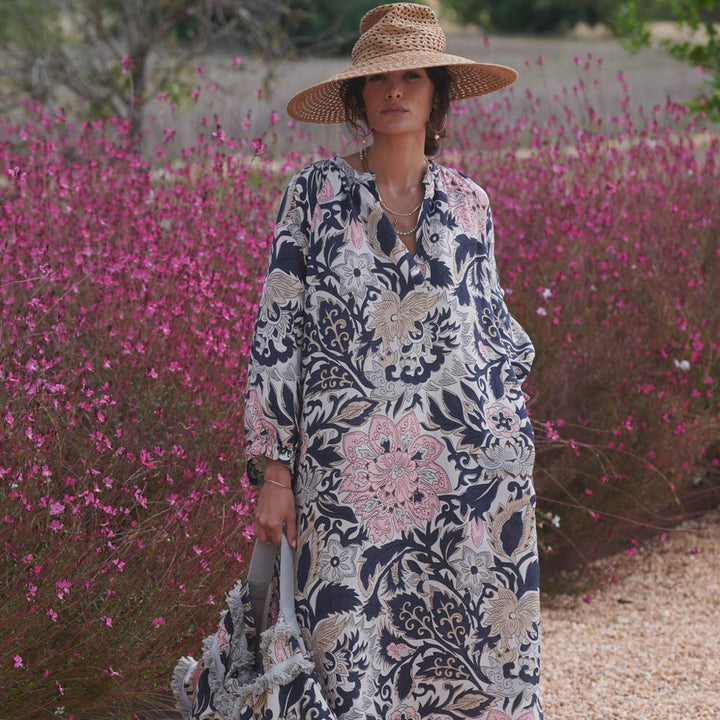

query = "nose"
[385,85,402,99]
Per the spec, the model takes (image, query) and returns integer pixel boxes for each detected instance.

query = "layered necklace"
[361,147,427,237]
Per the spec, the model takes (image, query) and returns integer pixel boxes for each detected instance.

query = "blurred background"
[1,0,718,152]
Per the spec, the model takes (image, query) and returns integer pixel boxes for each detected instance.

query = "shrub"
[1,56,719,716]
[0,108,306,717]
[614,0,720,121]
[441,0,621,33]
[447,57,720,569]
[280,0,378,55]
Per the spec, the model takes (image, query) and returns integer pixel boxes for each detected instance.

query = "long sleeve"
[244,176,309,484]
[478,202,535,385]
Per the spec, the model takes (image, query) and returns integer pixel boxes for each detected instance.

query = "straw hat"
[286,2,518,124]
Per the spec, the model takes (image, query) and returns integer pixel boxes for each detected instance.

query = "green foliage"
[614,0,720,119]
[281,0,379,55]
[441,0,621,33]
[0,0,40,42]
[0,0,291,137]
[440,0,490,28]
[613,1,653,48]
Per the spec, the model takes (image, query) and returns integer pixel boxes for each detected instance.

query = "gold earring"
[427,116,447,141]
[351,121,373,143]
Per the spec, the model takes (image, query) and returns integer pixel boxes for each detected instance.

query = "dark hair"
[340,66,452,156]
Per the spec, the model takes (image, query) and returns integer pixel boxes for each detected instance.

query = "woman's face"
[361,68,435,138]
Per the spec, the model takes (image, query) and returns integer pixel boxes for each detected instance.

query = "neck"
[366,133,427,191]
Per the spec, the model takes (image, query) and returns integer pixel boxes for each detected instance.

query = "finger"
[253,510,265,543]
[254,521,267,544]
[286,511,297,549]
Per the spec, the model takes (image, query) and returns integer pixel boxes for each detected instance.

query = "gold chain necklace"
[360,147,426,236]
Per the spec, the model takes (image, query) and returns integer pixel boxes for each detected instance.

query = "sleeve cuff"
[245,446,295,486]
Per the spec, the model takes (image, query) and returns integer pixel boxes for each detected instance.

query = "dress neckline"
[330,155,431,282]
[332,153,438,190]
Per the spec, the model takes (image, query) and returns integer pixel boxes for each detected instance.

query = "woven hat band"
[351,3,446,65]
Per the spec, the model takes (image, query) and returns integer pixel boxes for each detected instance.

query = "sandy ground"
[540,509,720,720]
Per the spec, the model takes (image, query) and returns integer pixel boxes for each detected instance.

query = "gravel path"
[541,510,720,720]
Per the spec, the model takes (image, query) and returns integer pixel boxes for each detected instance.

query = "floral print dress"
[244,156,541,720]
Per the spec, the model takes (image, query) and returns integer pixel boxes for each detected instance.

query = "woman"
[245,4,541,719]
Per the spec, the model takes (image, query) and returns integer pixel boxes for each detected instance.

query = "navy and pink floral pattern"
[245,156,541,720]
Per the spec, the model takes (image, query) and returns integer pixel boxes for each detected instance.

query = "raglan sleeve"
[243,172,310,484]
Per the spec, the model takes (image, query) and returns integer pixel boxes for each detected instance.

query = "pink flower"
[272,639,288,663]
[386,642,409,661]
[244,390,279,459]
[446,185,481,233]
[152,617,165,627]
[340,413,450,542]
[471,517,484,547]
[487,711,537,720]
[317,178,334,203]
[390,705,418,720]
[13,655,23,668]
[486,403,521,439]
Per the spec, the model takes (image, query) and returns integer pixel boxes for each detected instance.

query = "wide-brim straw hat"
[286,2,518,124]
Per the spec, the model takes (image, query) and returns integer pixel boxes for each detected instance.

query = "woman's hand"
[253,459,296,547]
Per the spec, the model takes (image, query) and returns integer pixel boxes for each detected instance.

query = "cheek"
[415,83,435,110]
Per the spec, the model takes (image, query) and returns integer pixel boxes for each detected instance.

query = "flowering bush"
[1,56,719,716]
[0,109,305,717]
[449,58,720,568]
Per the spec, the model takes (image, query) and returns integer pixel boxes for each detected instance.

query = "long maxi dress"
[244,156,542,720]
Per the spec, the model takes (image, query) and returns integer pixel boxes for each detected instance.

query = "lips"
[382,105,408,114]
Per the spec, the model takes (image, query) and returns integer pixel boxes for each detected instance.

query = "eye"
[405,71,421,79]
[368,74,384,82]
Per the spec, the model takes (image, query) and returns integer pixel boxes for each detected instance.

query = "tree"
[614,0,720,119]
[440,0,621,34]
[0,0,294,138]
[279,0,378,55]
